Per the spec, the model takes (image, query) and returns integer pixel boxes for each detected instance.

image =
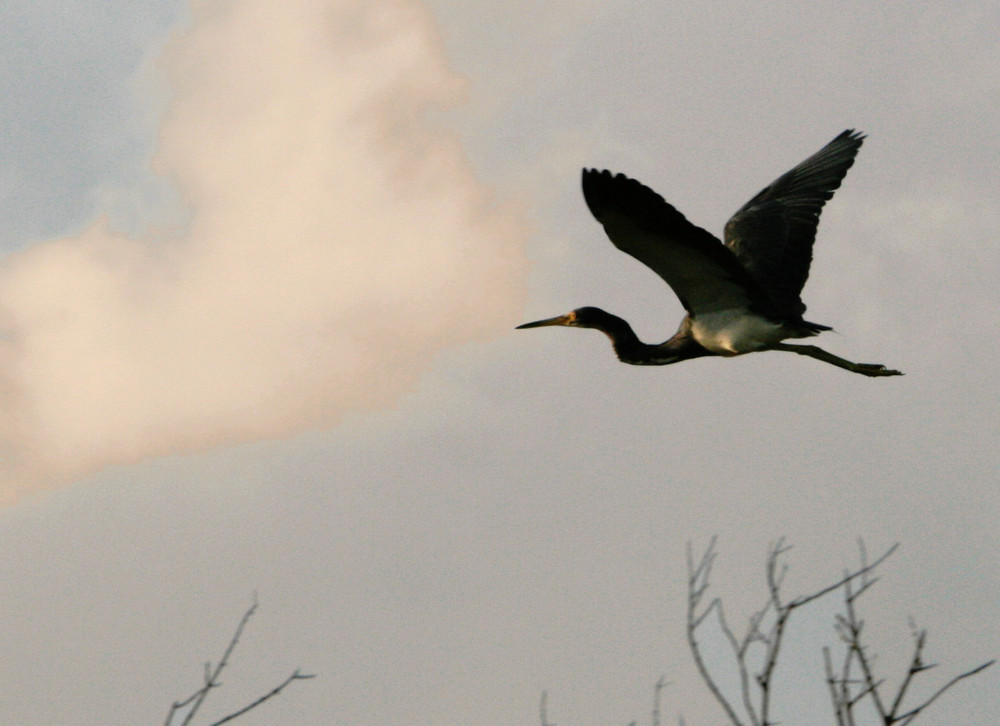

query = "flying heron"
[517,130,902,377]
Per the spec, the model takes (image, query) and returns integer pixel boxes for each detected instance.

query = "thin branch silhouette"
[163,596,315,726]
[686,539,990,726]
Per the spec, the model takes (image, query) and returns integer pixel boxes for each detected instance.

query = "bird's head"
[517,307,672,364]
[516,307,608,330]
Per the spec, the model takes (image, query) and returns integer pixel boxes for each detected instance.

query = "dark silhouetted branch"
[652,676,668,726]
[550,539,991,726]
[163,596,315,726]
[687,539,911,726]
[826,552,995,726]
[540,690,555,726]
[208,669,316,726]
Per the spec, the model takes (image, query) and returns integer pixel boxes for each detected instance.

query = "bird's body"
[517,130,902,377]
[689,310,792,356]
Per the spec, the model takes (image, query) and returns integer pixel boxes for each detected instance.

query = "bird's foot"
[852,363,904,377]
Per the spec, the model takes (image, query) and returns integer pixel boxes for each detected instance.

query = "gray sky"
[0,1,997,724]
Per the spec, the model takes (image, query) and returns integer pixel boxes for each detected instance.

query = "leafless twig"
[540,690,555,726]
[207,668,315,726]
[540,678,669,726]
[163,596,315,726]
[652,676,668,726]
[553,539,991,726]
[686,537,747,726]
[688,539,899,726]
[825,547,994,726]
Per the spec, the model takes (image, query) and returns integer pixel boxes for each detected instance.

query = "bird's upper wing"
[723,129,865,317]
[581,168,766,316]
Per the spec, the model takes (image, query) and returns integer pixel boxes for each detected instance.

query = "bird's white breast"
[690,309,788,356]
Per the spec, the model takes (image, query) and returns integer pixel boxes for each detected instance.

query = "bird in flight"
[517,130,902,377]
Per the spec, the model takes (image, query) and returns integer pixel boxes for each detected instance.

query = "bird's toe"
[857,363,903,377]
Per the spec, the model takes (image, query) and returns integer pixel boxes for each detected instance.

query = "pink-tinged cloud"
[0,0,530,501]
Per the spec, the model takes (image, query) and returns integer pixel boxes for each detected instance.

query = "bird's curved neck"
[590,312,644,361]
[592,311,707,366]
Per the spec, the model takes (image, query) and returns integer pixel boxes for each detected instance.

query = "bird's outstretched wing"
[582,168,766,317]
[724,129,865,317]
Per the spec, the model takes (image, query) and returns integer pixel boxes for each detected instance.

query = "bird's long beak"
[516,313,573,329]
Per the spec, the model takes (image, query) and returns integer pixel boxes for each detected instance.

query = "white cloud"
[0,0,530,500]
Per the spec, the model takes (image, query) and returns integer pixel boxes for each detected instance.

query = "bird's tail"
[799,319,833,337]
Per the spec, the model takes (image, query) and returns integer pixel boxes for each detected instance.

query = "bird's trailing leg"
[770,343,903,377]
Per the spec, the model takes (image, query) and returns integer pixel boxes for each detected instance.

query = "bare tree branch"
[686,538,747,726]
[556,539,992,726]
[715,599,760,726]
[208,670,316,726]
[788,542,899,609]
[686,539,903,726]
[841,576,890,721]
[652,677,668,726]
[887,627,929,718]
[819,542,993,726]
[823,648,846,726]
[896,659,996,726]
[540,690,555,726]
[180,597,260,726]
[163,597,315,726]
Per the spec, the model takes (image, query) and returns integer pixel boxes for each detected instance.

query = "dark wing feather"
[724,129,865,317]
[581,169,768,317]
